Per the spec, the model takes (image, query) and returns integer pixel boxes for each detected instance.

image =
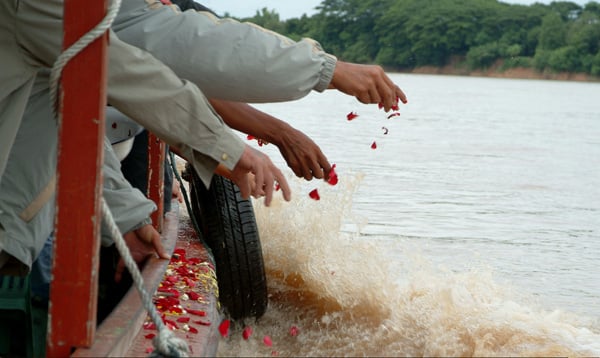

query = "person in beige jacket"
[0,0,291,275]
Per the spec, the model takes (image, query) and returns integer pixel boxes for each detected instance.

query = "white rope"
[49,0,189,356]
[49,0,120,119]
[101,199,190,358]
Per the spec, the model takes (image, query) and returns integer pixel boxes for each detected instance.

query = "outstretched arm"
[210,99,332,181]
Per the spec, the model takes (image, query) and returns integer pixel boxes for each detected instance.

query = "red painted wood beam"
[147,132,165,232]
[47,0,108,356]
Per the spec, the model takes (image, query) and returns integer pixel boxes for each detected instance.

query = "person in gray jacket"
[0,1,291,275]
[112,0,407,180]
[113,0,407,112]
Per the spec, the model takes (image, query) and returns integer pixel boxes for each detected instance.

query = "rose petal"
[194,320,211,326]
[289,325,299,337]
[247,135,255,140]
[187,309,207,317]
[327,164,338,186]
[263,335,273,347]
[242,326,253,340]
[189,326,199,334]
[346,112,359,121]
[177,317,190,323]
[309,189,320,201]
[387,112,401,119]
[144,333,155,339]
[371,141,377,149]
[327,173,338,186]
[219,319,230,337]
[188,291,200,301]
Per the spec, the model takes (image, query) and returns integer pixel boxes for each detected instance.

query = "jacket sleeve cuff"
[314,53,337,93]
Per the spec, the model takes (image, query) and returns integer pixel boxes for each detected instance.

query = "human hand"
[218,145,291,206]
[274,126,331,181]
[172,177,184,203]
[329,61,408,112]
[115,224,170,283]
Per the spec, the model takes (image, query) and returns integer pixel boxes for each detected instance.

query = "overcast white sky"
[200,0,593,20]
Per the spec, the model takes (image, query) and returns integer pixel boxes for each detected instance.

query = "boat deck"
[73,203,221,357]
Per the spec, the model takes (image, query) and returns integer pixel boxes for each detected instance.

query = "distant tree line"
[239,0,600,76]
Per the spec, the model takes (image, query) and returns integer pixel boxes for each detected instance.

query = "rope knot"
[149,329,190,358]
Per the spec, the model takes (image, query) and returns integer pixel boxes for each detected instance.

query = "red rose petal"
[176,317,190,323]
[378,103,384,109]
[242,326,253,340]
[309,189,320,201]
[187,309,207,317]
[194,320,211,326]
[188,326,199,334]
[247,135,255,140]
[263,335,273,347]
[144,333,155,340]
[289,325,299,337]
[163,319,179,330]
[219,319,230,337]
[188,291,200,301]
[328,173,338,186]
[371,141,377,149]
[346,112,359,121]
[387,112,401,119]
[327,164,338,186]
[275,182,281,191]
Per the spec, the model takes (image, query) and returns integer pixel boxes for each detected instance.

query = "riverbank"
[410,62,600,82]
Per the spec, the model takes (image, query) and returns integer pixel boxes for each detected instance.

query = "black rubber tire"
[187,167,268,320]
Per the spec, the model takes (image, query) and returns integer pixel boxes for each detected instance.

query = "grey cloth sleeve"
[105,30,246,186]
[0,88,158,272]
[9,0,246,187]
[100,137,156,247]
[0,89,58,274]
[113,0,338,103]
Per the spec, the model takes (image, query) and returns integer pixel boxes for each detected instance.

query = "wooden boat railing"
[47,1,168,356]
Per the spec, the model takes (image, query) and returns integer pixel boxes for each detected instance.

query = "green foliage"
[251,0,600,75]
[242,8,285,34]
[467,42,501,69]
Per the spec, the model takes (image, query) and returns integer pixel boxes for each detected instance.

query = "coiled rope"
[48,0,189,356]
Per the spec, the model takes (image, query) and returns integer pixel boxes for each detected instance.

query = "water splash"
[216,173,600,357]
